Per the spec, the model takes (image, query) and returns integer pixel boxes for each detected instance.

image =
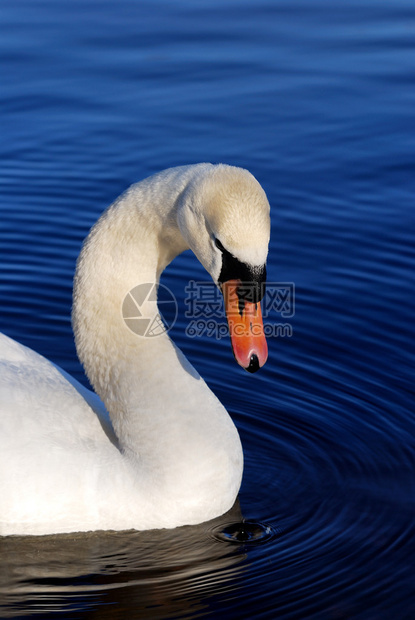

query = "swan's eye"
[215,238,226,253]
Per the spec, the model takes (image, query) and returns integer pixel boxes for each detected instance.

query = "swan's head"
[177,164,271,373]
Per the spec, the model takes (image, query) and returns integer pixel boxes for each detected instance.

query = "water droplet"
[210,521,276,545]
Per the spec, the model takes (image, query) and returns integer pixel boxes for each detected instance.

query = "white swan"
[0,163,270,536]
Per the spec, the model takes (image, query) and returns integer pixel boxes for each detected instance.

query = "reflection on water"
[0,505,249,619]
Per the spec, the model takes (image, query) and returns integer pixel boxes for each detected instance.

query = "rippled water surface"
[1,0,415,618]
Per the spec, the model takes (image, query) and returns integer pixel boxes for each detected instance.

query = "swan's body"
[0,163,270,536]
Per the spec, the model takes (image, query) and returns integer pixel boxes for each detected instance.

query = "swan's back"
[0,333,114,447]
[0,333,121,535]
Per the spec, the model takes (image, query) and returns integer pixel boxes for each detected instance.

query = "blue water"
[1,0,415,617]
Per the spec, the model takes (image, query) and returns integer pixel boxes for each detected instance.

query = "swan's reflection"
[0,502,249,618]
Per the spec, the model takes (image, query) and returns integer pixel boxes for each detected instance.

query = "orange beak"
[222,279,268,373]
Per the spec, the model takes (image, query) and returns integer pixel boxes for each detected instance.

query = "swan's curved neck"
[71,165,248,522]
[72,167,242,490]
[73,169,192,445]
